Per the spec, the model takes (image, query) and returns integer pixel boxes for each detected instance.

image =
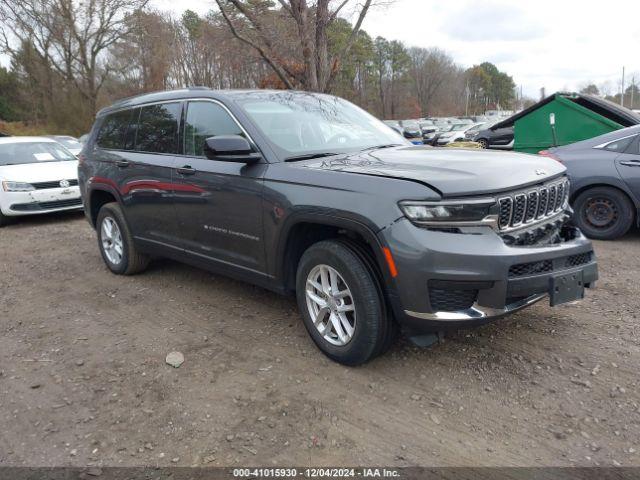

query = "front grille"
[11,197,82,211]
[429,288,478,312]
[39,198,82,209]
[498,178,569,231]
[509,251,594,278]
[32,179,78,190]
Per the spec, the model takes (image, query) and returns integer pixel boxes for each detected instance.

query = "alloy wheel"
[305,264,356,346]
[101,216,124,265]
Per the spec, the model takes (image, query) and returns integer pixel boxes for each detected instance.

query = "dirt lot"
[0,212,639,468]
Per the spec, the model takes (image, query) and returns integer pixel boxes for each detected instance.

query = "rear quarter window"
[96,110,134,150]
[600,135,636,153]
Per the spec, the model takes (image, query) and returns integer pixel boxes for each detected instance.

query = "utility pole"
[631,76,635,110]
[465,81,470,117]
[621,66,625,107]
[520,85,523,110]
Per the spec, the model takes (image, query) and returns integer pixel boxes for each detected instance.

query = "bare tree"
[214,0,375,93]
[0,0,149,118]
[408,47,456,116]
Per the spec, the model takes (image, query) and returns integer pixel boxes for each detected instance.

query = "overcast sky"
[152,0,640,98]
[3,0,637,98]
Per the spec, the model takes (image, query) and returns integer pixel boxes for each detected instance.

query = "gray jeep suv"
[78,89,598,365]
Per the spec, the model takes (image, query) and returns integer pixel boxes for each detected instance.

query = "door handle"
[115,160,130,168]
[177,165,196,175]
[619,160,640,167]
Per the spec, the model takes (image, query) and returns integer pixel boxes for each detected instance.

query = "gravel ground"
[0,212,639,468]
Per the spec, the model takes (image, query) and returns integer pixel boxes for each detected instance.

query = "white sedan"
[0,137,82,226]
[436,123,485,146]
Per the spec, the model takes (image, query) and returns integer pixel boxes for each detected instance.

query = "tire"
[477,138,489,149]
[0,211,9,227]
[295,239,394,366]
[96,202,150,275]
[573,186,635,240]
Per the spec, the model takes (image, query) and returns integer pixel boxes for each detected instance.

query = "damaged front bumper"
[379,217,598,331]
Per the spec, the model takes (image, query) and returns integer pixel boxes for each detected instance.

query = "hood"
[297,146,565,197]
[0,161,79,183]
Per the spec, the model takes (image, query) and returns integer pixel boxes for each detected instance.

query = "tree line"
[0,0,518,135]
[579,82,640,111]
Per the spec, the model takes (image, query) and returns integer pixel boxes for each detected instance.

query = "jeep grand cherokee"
[78,89,598,365]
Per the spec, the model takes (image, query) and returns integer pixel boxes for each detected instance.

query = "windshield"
[452,124,468,131]
[0,142,76,166]
[235,92,407,160]
[56,137,82,149]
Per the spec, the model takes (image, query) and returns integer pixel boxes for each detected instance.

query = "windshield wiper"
[284,152,342,162]
[360,144,403,152]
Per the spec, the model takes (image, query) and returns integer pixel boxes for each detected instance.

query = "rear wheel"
[96,202,150,274]
[296,240,394,366]
[573,186,635,240]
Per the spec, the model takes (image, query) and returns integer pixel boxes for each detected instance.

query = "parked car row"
[383,113,514,148]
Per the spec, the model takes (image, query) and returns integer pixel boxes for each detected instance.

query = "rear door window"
[184,101,244,157]
[135,103,181,154]
[123,108,141,151]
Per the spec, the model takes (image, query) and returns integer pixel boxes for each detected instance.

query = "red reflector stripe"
[382,247,398,278]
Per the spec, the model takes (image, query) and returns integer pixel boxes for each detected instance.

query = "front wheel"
[573,187,635,240]
[0,211,9,227]
[477,138,489,149]
[296,240,394,366]
[96,202,150,274]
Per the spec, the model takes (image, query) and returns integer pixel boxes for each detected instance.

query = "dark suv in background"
[79,88,598,365]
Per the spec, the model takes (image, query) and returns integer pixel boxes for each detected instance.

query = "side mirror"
[203,135,261,164]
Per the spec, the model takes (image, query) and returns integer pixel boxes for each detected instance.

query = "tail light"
[538,150,562,163]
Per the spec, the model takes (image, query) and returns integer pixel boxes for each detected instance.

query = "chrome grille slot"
[525,191,538,222]
[512,194,527,225]
[547,185,557,215]
[555,183,564,211]
[537,189,548,219]
[499,198,512,228]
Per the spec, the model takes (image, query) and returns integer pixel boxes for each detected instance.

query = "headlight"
[399,199,498,226]
[2,181,35,192]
